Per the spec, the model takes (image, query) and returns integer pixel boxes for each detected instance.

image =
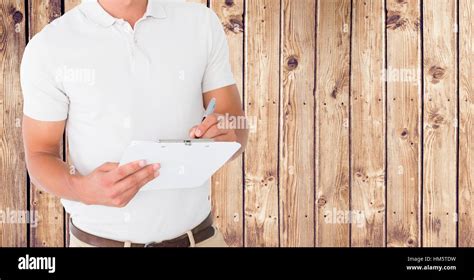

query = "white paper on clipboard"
[119,140,241,191]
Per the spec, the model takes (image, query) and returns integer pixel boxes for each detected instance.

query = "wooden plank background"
[459,0,473,248]
[209,0,244,248]
[244,0,280,247]
[0,0,472,247]
[350,0,386,247]
[315,0,350,247]
[386,0,421,248]
[422,0,457,247]
[280,0,315,247]
[0,0,27,247]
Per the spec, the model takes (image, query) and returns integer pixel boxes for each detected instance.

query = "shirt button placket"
[123,24,136,74]
[120,19,150,81]
[133,34,151,81]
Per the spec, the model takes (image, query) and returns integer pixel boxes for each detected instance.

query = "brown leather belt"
[69,214,214,247]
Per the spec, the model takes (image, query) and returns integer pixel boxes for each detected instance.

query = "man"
[21,0,248,247]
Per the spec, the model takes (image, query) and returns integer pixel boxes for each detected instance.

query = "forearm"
[232,125,248,160]
[26,152,81,201]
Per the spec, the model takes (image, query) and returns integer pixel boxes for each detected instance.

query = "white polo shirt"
[20,0,235,243]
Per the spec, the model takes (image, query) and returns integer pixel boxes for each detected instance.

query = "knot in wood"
[12,11,23,24]
[287,56,299,70]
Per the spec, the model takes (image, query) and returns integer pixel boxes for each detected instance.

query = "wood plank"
[422,0,457,247]
[244,0,280,247]
[64,0,81,12]
[209,0,244,247]
[459,0,473,247]
[350,0,386,247]
[315,0,350,247]
[0,0,27,247]
[386,0,421,247]
[28,0,64,248]
[280,0,315,247]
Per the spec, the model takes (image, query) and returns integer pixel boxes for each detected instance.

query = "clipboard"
[119,139,241,191]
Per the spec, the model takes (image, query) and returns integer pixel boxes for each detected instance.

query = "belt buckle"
[144,240,175,248]
[144,236,190,248]
[144,242,160,248]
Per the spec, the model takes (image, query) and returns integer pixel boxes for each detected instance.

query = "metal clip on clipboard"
[157,139,215,146]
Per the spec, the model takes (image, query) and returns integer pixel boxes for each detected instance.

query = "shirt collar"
[144,0,167,19]
[80,0,167,28]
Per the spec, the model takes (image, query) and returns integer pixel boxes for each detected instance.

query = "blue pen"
[202,98,216,121]
[194,98,216,138]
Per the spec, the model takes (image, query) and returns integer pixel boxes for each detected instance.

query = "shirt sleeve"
[201,9,236,93]
[20,37,69,121]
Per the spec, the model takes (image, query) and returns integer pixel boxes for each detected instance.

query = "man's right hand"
[71,160,160,208]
